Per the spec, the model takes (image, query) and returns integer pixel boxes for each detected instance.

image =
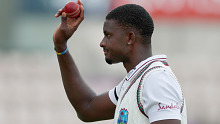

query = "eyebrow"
[103,30,111,35]
[103,31,107,34]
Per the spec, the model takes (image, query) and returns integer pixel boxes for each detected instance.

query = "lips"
[103,48,109,55]
[104,51,107,55]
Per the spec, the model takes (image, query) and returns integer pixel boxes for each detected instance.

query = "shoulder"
[143,68,181,92]
[108,80,124,105]
[142,69,183,101]
[141,69,183,123]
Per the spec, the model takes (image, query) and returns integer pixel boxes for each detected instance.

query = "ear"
[127,31,135,45]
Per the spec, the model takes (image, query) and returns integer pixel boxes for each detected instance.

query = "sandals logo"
[117,108,128,124]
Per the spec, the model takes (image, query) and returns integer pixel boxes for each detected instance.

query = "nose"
[100,38,106,48]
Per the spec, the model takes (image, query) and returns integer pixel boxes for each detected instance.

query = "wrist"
[55,46,68,55]
[54,43,67,53]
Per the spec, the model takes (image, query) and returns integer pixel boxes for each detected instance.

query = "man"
[53,0,187,124]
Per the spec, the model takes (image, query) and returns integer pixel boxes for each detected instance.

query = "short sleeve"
[142,69,183,123]
[108,81,123,105]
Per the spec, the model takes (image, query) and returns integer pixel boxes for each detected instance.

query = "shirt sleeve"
[142,69,183,123]
[108,81,123,105]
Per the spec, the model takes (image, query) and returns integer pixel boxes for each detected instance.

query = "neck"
[123,44,152,73]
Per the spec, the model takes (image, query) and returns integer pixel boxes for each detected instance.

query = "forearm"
[56,45,96,113]
[52,3,116,121]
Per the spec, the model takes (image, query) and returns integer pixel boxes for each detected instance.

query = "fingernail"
[58,9,62,12]
[62,12,66,17]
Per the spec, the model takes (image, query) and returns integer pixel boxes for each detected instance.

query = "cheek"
[110,45,126,58]
[108,36,126,53]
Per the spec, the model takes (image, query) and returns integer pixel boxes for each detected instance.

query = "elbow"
[77,114,91,122]
[77,111,96,122]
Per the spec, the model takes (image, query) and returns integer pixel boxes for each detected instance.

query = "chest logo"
[117,108,129,124]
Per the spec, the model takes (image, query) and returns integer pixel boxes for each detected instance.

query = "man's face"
[100,19,129,65]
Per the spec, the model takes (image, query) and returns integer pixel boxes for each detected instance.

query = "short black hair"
[106,4,154,43]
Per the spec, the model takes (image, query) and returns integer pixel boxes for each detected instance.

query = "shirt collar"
[125,55,167,81]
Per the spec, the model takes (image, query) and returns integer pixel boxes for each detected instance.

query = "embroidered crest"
[118,108,129,124]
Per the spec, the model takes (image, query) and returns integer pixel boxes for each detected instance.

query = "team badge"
[117,108,128,124]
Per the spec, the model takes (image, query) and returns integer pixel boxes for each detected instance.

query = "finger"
[55,13,60,18]
[78,2,84,19]
[58,8,63,12]
[74,3,84,24]
[55,8,64,17]
[78,0,83,6]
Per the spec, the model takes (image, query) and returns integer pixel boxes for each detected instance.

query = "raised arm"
[53,0,115,122]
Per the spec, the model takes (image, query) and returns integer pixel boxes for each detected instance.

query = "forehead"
[103,19,124,33]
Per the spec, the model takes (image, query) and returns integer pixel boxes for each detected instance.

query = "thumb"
[61,12,67,25]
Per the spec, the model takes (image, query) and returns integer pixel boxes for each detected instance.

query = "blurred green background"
[0,0,220,124]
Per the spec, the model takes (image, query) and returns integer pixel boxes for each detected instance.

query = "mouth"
[104,51,107,55]
[103,48,109,55]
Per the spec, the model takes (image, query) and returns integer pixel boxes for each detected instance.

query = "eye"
[103,31,111,39]
[107,34,111,39]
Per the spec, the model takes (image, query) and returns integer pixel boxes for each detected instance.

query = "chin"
[105,58,121,65]
[105,58,113,65]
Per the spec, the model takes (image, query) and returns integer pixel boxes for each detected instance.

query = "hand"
[53,0,84,51]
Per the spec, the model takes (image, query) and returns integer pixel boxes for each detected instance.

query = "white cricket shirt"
[109,55,186,123]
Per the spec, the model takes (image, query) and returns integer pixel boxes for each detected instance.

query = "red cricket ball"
[64,1,80,18]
